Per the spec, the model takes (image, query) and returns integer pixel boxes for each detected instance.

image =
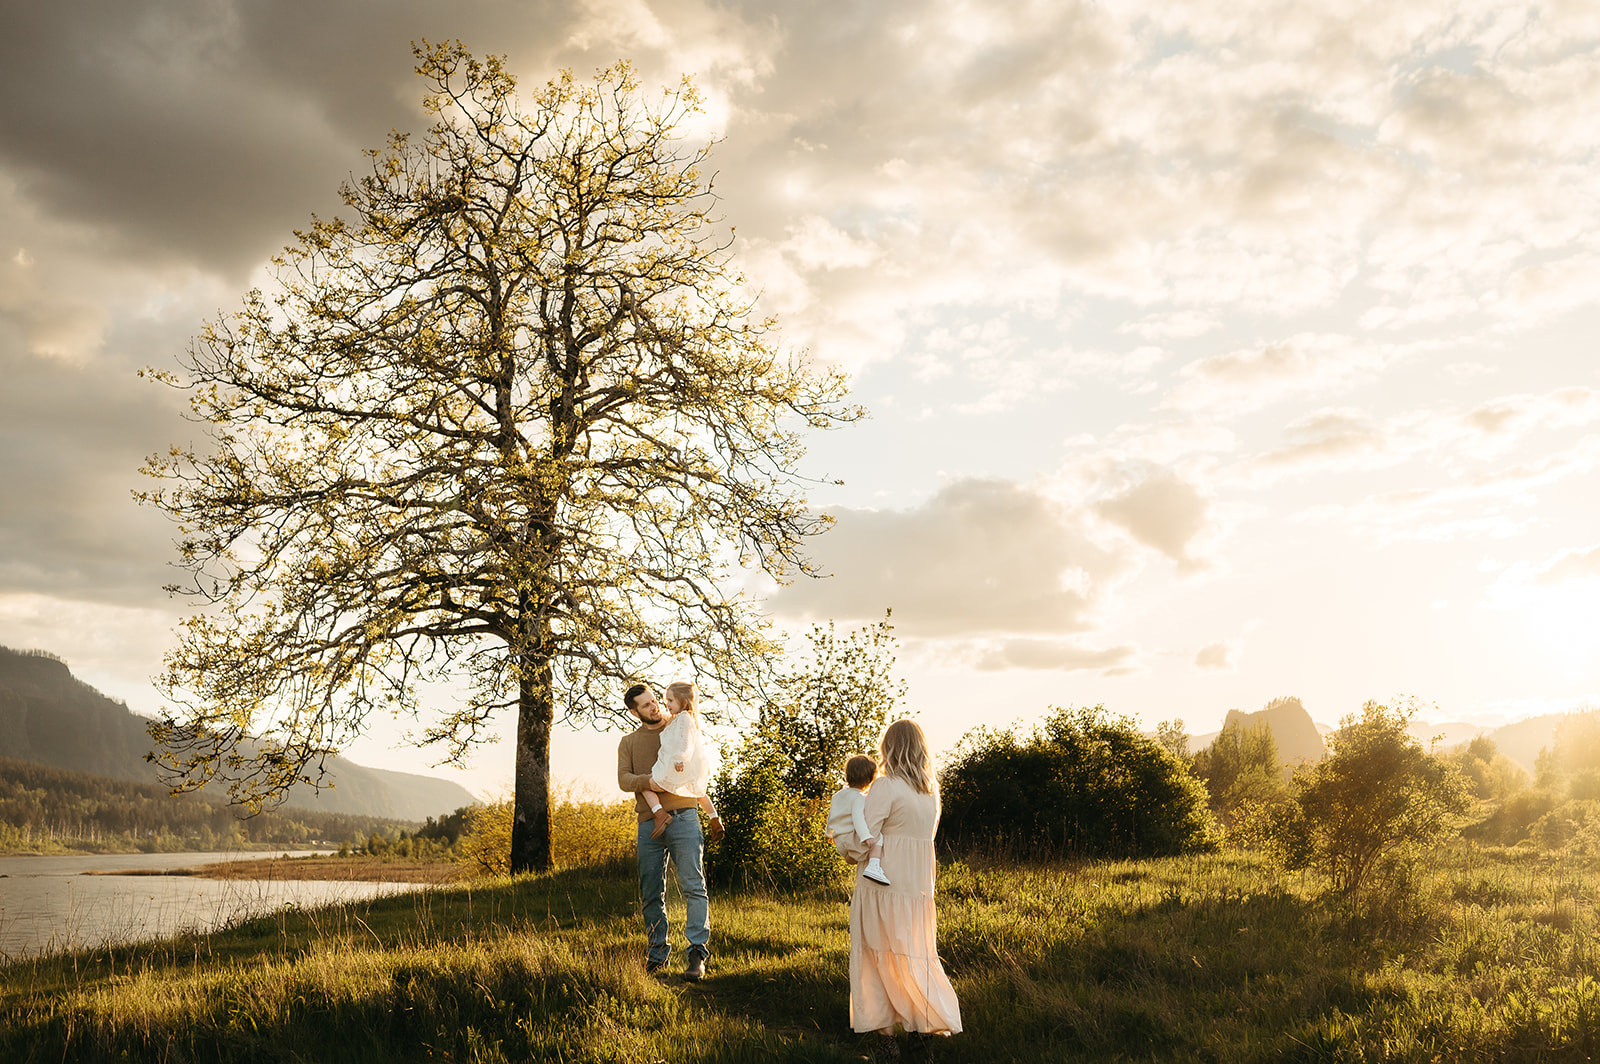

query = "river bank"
[176,855,461,883]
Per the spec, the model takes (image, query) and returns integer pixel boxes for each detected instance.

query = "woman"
[851,719,962,1058]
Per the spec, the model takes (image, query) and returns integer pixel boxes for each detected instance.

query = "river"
[0,851,424,960]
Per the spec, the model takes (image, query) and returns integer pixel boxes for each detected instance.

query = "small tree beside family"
[707,616,906,891]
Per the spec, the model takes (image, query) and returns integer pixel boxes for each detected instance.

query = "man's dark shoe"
[683,954,706,982]
[645,957,666,974]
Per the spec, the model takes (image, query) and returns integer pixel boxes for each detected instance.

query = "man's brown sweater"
[618,725,697,823]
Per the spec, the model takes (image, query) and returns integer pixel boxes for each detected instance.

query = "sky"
[3,0,1599,802]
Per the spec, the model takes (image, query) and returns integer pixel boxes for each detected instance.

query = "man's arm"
[617,734,657,793]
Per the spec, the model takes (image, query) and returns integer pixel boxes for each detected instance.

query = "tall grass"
[458,782,637,878]
[5,843,1600,1061]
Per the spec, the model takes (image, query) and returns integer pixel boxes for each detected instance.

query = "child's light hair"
[665,681,699,718]
[879,719,934,795]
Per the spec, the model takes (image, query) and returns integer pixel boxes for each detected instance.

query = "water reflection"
[0,852,422,959]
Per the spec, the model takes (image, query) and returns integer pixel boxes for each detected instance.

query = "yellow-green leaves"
[141,46,858,869]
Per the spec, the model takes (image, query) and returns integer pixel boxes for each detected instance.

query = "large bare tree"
[139,44,857,872]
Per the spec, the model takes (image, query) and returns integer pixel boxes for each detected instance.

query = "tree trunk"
[509,660,554,873]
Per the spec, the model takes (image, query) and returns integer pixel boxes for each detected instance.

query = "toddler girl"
[641,681,724,841]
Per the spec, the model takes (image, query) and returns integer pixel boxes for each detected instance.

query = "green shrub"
[1190,717,1286,826]
[1463,788,1556,845]
[703,614,904,892]
[753,614,905,802]
[1450,735,1529,801]
[705,747,847,892]
[1273,699,1471,894]
[940,705,1218,860]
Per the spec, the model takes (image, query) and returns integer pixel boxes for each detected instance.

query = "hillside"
[1222,697,1325,766]
[0,754,423,852]
[0,648,153,781]
[1484,713,1563,776]
[0,645,476,821]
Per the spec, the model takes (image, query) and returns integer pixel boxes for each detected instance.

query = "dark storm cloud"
[0,333,182,605]
[0,0,770,621]
[0,0,584,274]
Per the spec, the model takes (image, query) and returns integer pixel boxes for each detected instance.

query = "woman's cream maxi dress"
[849,774,963,1035]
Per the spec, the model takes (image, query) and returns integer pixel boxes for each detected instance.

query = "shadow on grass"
[1,864,867,1063]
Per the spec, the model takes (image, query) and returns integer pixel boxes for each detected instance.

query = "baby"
[828,754,890,885]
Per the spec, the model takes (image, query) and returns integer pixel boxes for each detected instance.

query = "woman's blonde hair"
[879,719,933,795]
[665,681,699,719]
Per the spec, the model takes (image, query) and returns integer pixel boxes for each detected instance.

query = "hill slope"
[0,646,476,821]
[0,754,421,850]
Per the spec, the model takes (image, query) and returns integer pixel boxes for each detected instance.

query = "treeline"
[0,755,427,854]
[705,615,1600,904]
[1183,701,1600,852]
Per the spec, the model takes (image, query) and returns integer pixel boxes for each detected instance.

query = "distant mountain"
[1189,696,1326,768]
[1406,720,1491,753]
[0,754,423,851]
[0,647,153,781]
[1483,714,1564,777]
[1226,697,1326,766]
[1180,694,1574,778]
[0,645,476,821]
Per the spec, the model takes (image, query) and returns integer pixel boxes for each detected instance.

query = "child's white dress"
[652,711,712,798]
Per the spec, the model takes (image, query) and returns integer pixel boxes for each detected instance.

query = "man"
[618,682,711,980]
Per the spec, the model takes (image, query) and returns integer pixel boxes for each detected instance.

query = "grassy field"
[4,844,1600,1062]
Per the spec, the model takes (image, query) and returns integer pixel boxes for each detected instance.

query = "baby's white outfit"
[827,785,873,864]
[651,710,711,798]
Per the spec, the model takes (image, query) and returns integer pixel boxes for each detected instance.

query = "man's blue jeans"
[638,808,709,965]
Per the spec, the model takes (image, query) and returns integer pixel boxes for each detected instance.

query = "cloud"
[1236,409,1401,485]
[1232,387,1600,489]
[972,637,1137,674]
[1297,433,1600,543]
[1494,253,1600,326]
[0,0,773,277]
[1120,312,1221,340]
[1456,388,1600,452]
[0,333,187,606]
[1536,544,1600,586]
[0,592,180,715]
[1194,641,1236,671]
[1093,470,1213,572]
[781,216,881,271]
[1162,334,1424,416]
[1094,420,1238,465]
[3,0,1600,709]
[769,478,1130,637]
